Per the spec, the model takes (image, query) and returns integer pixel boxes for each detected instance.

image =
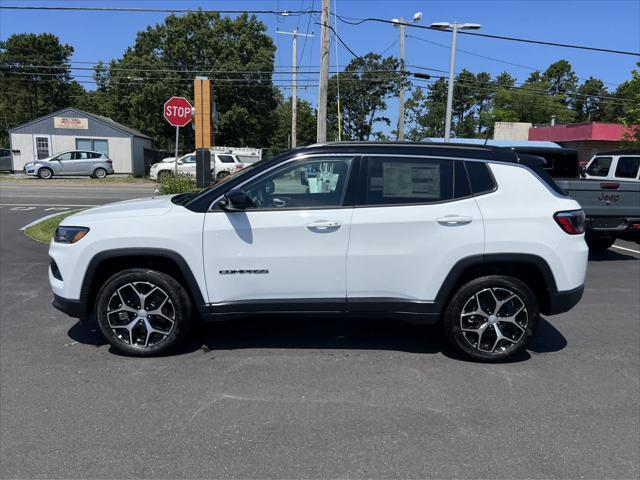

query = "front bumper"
[546,284,584,315]
[52,293,86,318]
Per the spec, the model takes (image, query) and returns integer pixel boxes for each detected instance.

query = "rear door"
[346,155,484,309]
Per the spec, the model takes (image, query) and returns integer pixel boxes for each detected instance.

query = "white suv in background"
[149,151,244,181]
[49,142,588,361]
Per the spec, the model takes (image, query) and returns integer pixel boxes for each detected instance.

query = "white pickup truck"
[149,151,244,181]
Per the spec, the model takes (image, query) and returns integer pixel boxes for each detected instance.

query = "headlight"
[54,226,90,243]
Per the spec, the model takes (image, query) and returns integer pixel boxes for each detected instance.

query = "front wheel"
[95,269,192,356]
[37,167,53,179]
[443,276,539,362]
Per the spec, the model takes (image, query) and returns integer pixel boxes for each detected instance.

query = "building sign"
[54,116,88,129]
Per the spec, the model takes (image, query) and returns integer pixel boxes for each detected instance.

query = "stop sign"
[163,97,193,127]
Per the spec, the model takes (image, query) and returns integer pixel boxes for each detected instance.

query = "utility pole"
[392,13,422,141]
[316,0,330,143]
[398,18,405,141]
[278,29,313,148]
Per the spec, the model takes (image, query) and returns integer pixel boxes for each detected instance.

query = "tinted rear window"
[614,156,640,179]
[464,161,496,194]
[218,155,236,163]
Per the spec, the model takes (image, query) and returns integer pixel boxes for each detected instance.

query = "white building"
[9,107,153,176]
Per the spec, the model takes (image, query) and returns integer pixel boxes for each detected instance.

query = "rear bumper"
[546,284,584,315]
[587,217,640,233]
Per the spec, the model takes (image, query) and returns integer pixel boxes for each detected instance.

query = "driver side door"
[202,155,358,310]
[50,152,74,175]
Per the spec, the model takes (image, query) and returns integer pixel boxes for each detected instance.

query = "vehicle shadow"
[67,315,567,362]
[589,249,639,262]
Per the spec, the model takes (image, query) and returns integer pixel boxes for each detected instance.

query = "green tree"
[0,33,77,144]
[573,77,609,122]
[269,95,317,155]
[99,11,278,150]
[618,63,640,143]
[404,78,448,140]
[327,53,400,140]
[543,60,578,99]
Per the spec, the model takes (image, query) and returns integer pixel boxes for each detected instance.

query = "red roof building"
[529,122,639,163]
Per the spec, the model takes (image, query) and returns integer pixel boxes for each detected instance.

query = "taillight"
[106,159,113,164]
[554,209,585,235]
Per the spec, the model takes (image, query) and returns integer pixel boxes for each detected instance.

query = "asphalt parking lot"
[1,182,639,479]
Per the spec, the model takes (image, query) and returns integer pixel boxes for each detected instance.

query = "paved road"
[0,186,639,479]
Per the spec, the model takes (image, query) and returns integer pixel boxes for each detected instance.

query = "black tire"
[216,171,230,181]
[585,233,616,252]
[37,167,53,179]
[93,167,108,179]
[95,268,192,356]
[157,170,173,181]
[443,275,539,362]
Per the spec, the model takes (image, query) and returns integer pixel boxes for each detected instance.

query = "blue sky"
[1,0,639,129]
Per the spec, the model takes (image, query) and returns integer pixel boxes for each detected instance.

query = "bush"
[157,172,200,195]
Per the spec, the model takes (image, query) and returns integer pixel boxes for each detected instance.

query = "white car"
[583,149,640,182]
[49,142,588,360]
[149,151,244,181]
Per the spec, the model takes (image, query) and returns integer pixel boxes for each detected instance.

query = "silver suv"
[24,150,114,179]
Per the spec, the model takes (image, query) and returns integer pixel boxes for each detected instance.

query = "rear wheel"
[93,167,107,179]
[443,275,539,362]
[95,269,192,356]
[585,233,616,251]
[37,167,53,179]
[216,171,230,181]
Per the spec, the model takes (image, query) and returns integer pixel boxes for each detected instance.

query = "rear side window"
[614,156,640,179]
[464,161,496,195]
[586,157,612,177]
[364,157,469,205]
[218,155,236,163]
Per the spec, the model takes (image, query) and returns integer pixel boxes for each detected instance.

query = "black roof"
[294,141,520,163]
[596,148,640,155]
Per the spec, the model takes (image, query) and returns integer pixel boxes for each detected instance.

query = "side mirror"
[177,159,183,165]
[220,188,251,212]
[579,165,587,178]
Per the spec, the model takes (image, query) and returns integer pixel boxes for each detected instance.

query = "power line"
[406,34,622,88]
[2,5,637,57]
[335,15,640,57]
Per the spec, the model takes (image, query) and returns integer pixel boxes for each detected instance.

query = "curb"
[20,209,83,231]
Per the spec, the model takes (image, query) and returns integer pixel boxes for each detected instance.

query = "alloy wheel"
[106,281,176,348]
[459,287,528,354]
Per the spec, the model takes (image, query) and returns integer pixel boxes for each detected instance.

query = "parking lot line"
[612,244,640,254]
[0,203,98,207]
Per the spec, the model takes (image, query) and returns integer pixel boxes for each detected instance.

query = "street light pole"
[443,24,458,142]
[398,18,405,141]
[430,22,481,142]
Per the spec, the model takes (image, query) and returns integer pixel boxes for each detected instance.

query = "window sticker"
[382,162,440,198]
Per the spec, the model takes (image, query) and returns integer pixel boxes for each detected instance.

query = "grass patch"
[24,210,83,244]
[0,174,153,185]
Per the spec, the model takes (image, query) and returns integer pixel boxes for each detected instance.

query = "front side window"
[243,158,353,210]
[56,152,73,161]
[614,156,640,179]
[181,154,196,164]
[586,157,612,177]
[364,157,469,206]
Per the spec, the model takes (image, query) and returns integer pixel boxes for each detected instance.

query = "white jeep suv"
[149,151,243,181]
[49,142,588,361]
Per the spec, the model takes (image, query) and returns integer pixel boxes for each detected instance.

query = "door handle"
[436,215,472,226]
[306,221,341,231]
